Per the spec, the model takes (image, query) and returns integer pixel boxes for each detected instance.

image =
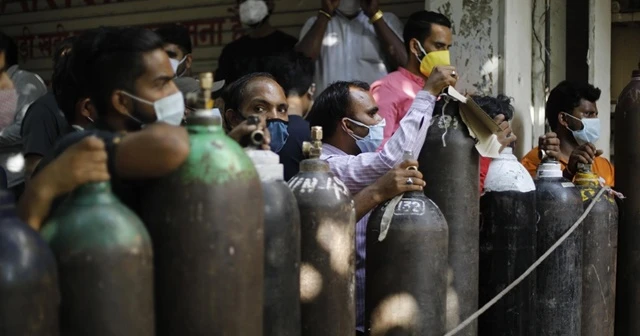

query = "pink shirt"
[371,67,425,149]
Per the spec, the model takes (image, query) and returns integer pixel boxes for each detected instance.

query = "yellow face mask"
[415,40,450,77]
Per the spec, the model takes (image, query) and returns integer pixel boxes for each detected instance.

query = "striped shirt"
[319,90,436,332]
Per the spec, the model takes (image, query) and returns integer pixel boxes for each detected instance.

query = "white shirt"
[299,11,404,94]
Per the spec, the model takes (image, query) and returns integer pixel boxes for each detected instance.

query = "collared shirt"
[371,67,425,149]
[521,146,615,187]
[0,65,47,187]
[319,90,436,332]
[299,11,404,94]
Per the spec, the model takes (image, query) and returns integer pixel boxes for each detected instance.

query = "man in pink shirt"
[371,10,452,148]
[372,10,517,191]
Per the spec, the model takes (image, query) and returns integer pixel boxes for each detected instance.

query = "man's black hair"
[471,94,515,121]
[403,11,452,54]
[155,24,192,55]
[0,31,18,68]
[52,36,83,124]
[221,72,275,130]
[73,26,165,116]
[546,80,601,131]
[260,51,314,97]
[306,80,370,140]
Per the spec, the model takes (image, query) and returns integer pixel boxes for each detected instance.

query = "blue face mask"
[267,119,289,153]
[345,118,386,153]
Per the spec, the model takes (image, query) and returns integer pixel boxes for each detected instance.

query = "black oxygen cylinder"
[365,151,448,336]
[573,164,618,336]
[478,147,537,336]
[0,190,59,336]
[418,95,479,335]
[288,126,356,336]
[534,159,583,335]
[245,148,301,336]
[613,69,640,336]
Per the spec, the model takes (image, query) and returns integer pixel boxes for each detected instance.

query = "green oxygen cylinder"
[41,181,154,336]
[140,72,265,336]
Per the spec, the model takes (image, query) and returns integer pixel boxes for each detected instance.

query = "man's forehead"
[246,78,285,99]
[578,99,598,112]
[139,49,172,79]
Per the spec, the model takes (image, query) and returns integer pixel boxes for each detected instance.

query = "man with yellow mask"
[371,11,453,148]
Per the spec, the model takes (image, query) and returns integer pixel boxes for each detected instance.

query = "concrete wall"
[0,0,425,82]
[589,0,612,159]
[425,0,501,96]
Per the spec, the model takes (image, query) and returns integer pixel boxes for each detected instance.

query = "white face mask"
[169,56,187,77]
[564,113,600,145]
[345,118,386,153]
[122,91,185,126]
[337,0,361,16]
[239,0,269,26]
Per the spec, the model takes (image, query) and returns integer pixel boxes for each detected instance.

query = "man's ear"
[307,83,316,98]
[185,54,193,70]
[558,111,568,128]
[111,91,131,117]
[77,97,93,119]
[224,109,242,131]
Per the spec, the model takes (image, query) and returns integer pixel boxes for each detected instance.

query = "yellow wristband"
[369,10,384,24]
[318,10,332,20]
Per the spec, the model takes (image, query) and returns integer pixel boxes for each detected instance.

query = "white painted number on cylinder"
[394,199,426,216]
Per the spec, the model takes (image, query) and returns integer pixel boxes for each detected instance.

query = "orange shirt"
[521,146,615,187]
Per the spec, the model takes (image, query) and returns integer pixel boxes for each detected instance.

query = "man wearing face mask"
[305,66,456,335]
[222,72,287,153]
[21,37,98,183]
[296,0,407,94]
[214,0,297,86]
[259,51,315,180]
[372,11,452,147]
[155,24,193,79]
[522,80,614,186]
[33,26,190,213]
[371,10,516,191]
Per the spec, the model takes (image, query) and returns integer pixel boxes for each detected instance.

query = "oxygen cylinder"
[140,73,264,335]
[0,190,59,336]
[288,126,356,336]
[574,164,618,336]
[614,68,640,336]
[365,150,448,336]
[478,147,536,336]
[534,159,583,335]
[417,95,479,335]
[41,182,154,335]
[245,148,301,336]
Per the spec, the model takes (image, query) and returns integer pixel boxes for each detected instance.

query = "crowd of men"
[0,0,612,335]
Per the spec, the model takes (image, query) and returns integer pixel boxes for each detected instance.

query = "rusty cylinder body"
[288,157,356,336]
[418,96,479,335]
[614,69,640,336]
[478,147,537,336]
[140,108,265,336]
[365,190,448,335]
[534,160,583,335]
[0,190,59,336]
[574,166,618,336]
[246,149,301,336]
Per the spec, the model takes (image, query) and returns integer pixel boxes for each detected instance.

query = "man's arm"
[327,91,435,194]
[369,12,407,69]
[295,15,330,61]
[114,123,190,179]
[353,160,424,221]
[19,136,110,230]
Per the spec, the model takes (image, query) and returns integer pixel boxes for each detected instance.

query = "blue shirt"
[279,115,310,181]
